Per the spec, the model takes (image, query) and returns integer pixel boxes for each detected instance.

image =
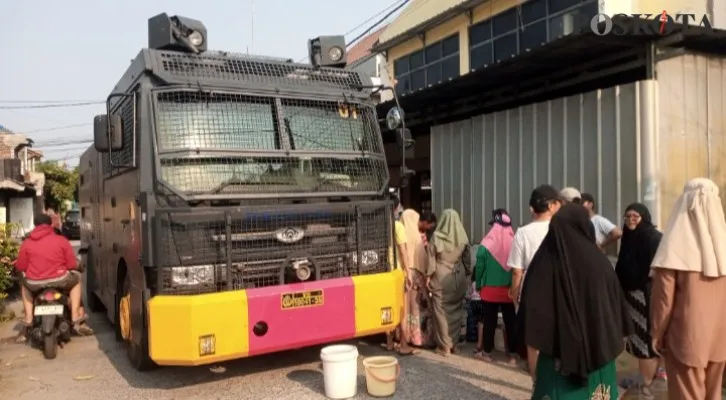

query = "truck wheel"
[118,273,155,371]
[42,331,58,360]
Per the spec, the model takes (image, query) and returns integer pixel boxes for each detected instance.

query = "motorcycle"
[15,236,84,360]
[30,287,73,359]
[28,255,84,359]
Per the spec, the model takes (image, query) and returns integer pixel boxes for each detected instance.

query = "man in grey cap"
[560,187,582,204]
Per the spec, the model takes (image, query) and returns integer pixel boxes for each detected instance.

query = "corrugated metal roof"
[347,26,387,65]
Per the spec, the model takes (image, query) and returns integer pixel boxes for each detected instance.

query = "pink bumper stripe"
[246,278,356,356]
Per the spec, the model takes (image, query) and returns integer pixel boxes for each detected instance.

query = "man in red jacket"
[15,214,93,342]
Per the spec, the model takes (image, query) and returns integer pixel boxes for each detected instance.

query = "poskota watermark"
[590,11,714,36]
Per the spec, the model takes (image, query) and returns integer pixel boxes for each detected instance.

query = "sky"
[0,0,401,166]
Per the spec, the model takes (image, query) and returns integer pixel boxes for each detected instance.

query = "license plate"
[280,290,324,310]
[34,305,64,316]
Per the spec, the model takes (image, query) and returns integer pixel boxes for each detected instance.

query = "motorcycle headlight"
[351,250,380,267]
[171,265,214,286]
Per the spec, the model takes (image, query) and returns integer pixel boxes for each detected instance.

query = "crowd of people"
[386,178,726,400]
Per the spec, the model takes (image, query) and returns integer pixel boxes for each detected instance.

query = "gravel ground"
[0,310,533,400]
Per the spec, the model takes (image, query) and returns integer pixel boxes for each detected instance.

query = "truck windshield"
[154,92,387,195]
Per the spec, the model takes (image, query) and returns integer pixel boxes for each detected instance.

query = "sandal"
[380,342,399,352]
[397,346,420,356]
[474,351,493,361]
[15,322,30,344]
[72,315,94,336]
[435,347,450,357]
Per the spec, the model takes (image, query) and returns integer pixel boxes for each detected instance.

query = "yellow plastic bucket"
[362,356,400,397]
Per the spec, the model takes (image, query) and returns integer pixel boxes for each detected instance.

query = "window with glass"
[282,101,376,152]
[468,0,598,71]
[154,93,386,195]
[393,34,460,94]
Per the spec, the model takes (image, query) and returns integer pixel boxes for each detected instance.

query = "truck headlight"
[328,46,343,62]
[171,265,214,286]
[351,250,379,267]
[188,30,204,46]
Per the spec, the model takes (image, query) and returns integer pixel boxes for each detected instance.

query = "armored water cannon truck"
[78,13,412,370]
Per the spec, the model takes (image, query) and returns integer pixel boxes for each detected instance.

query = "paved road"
[0,241,533,400]
[0,317,533,400]
[1,241,685,400]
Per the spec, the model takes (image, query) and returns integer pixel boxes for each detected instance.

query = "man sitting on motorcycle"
[14,214,94,342]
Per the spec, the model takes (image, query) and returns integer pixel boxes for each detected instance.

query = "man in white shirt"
[507,184,563,380]
[508,184,563,304]
[581,193,622,251]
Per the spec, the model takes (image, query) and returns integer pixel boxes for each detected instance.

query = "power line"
[38,145,92,152]
[296,0,409,63]
[0,101,104,110]
[346,0,411,49]
[35,140,92,148]
[0,100,102,104]
[23,123,92,134]
[344,0,407,37]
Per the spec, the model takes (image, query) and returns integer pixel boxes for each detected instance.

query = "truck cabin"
[90,13,413,295]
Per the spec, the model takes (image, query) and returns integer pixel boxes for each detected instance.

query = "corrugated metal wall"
[656,53,726,223]
[431,83,642,241]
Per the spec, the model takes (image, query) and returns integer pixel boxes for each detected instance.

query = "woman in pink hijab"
[473,208,517,364]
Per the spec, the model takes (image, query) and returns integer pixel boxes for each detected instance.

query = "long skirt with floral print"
[404,271,432,347]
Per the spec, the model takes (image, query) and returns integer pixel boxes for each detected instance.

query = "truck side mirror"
[386,107,403,130]
[396,128,414,149]
[93,114,124,152]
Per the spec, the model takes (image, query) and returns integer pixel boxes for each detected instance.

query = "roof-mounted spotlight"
[148,13,208,54]
[308,36,347,68]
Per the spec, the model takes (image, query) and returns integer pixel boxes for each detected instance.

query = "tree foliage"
[38,161,79,212]
[0,224,20,300]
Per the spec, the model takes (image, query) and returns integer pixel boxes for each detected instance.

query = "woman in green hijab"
[426,209,472,356]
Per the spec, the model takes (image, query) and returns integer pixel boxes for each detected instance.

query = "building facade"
[373,0,726,239]
[0,125,46,236]
[347,26,394,103]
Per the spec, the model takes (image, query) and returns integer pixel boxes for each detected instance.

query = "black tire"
[118,272,155,371]
[42,331,58,360]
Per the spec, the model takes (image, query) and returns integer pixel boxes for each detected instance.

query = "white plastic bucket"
[362,356,400,397]
[320,344,359,399]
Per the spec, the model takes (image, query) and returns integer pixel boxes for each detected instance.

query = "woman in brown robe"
[425,209,471,357]
[651,178,726,400]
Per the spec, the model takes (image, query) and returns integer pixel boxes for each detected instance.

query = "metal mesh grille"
[155,91,388,195]
[102,96,135,175]
[152,203,392,294]
[281,98,384,153]
[156,92,279,150]
[154,50,364,90]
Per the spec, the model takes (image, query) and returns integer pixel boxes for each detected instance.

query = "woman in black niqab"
[519,203,631,399]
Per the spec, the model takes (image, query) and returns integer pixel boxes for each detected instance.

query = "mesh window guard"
[154,91,388,196]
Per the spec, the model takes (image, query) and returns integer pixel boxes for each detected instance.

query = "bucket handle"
[365,363,401,383]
